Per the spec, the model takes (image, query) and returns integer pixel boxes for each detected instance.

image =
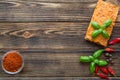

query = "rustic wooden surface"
[0,0,120,80]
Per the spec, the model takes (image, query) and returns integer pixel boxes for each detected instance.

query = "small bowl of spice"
[1,50,24,74]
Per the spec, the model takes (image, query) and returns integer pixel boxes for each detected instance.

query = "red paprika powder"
[2,51,23,72]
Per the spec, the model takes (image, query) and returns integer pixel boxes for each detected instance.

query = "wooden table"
[0,0,120,80]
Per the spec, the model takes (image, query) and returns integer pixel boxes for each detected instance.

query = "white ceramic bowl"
[1,50,24,74]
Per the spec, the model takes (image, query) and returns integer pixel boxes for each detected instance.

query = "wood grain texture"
[0,77,120,80]
[0,22,120,50]
[0,51,119,77]
[0,0,119,22]
[0,0,119,79]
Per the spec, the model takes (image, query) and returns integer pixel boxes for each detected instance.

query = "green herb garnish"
[91,20,112,39]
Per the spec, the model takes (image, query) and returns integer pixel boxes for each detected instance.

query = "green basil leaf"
[91,21,101,29]
[102,30,109,38]
[93,49,104,59]
[102,20,112,29]
[89,56,94,62]
[90,62,96,74]
[97,60,108,66]
[94,59,99,64]
[80,56,92,62]
[92,30,101,39]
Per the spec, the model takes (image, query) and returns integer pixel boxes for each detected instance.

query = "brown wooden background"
[0,0,120,80]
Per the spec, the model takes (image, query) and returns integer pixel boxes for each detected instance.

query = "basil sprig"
[91,20,112,39]
[80,49,108,74]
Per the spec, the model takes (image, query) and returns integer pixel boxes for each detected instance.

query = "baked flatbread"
[85,0,119,47]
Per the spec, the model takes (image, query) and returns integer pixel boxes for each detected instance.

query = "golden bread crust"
[85,0,119,47]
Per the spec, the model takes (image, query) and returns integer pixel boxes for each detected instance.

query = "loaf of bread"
[85,0,119,47]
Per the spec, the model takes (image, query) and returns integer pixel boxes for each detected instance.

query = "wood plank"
[0,0,119,79]
[0,77,120,80]
[0,0,98,3]
[0,22,120,50]
[0,51,119,77]
[0,0,119,22]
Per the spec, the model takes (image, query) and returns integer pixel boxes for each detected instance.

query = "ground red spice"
[3,51,23,72]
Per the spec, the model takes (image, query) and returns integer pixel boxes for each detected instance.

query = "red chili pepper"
[105,48,114,53]
[95,66,99,74]
[107,66,115,76]
[109,38,120,45]
[97,73,109,80]
[100,67,108,74]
